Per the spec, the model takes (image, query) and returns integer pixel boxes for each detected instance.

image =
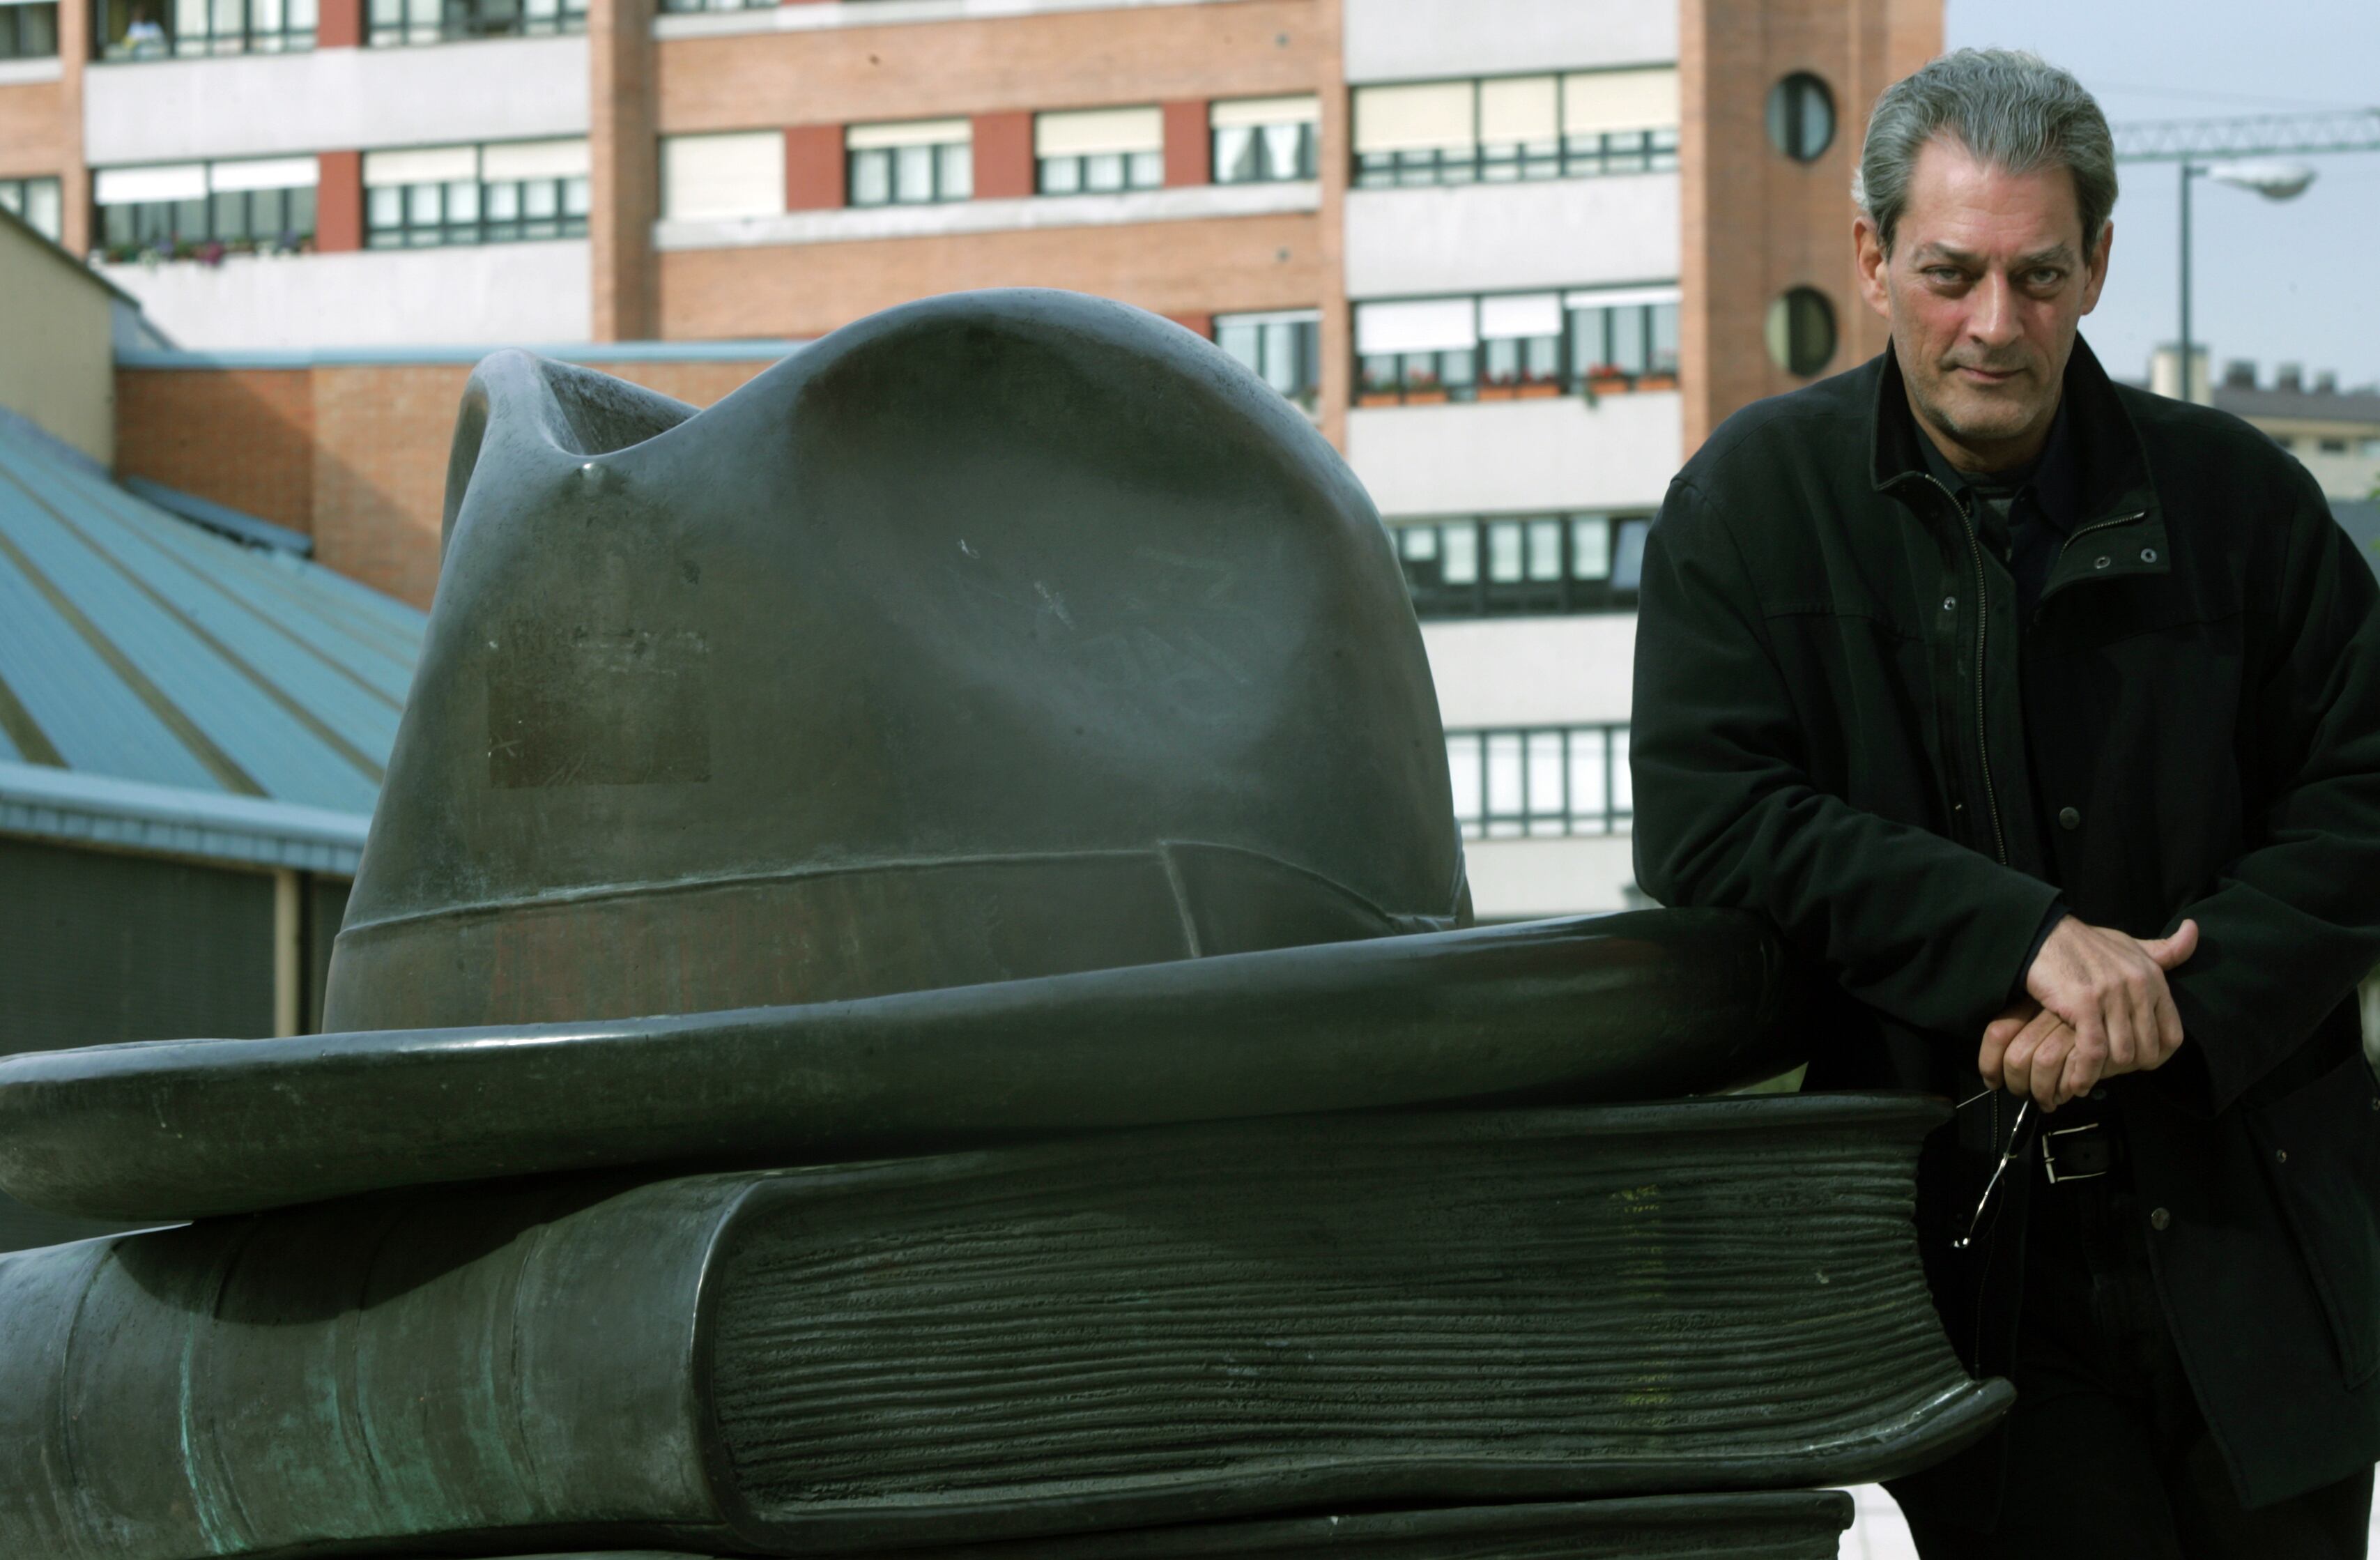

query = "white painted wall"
[1464,834,1637,917]
[1422,613,1636,729]
[656,180,1317,250]
[95,242,591,349]
[1349,391,1680,517]
[1344,0,1675,85]
[1344,174,1678,300]
[84,37,588,166]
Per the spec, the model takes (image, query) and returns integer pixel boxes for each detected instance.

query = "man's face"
[1855,136,2112,468]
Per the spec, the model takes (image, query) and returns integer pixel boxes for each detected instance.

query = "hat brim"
[0,909,1802,1223]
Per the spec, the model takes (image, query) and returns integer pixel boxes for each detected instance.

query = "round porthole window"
[1766,72,1836,161]
[1765,286,1838,377]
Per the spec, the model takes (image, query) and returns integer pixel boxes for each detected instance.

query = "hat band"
[323,843,1434,1033]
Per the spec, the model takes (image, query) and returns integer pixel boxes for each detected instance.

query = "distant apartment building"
[0,0,1940,916]
[2216,360,2380,503]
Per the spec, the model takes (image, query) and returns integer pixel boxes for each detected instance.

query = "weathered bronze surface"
[0,907,1801,1222]
[337,290,1466,1037]
[0,1099,1994,1559]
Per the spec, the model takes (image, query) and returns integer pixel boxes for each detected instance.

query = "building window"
[1766,72,1836,162]
[657,0,767,10]
[1765,286,1836,378]
[0,176,63,243]
[1351,68,1679,188]
[1212,95,1319,183]
[2,0,59,58]
[94,157,316,260]
[367,0,581,45]
[365,140,589,247]
[96,0,312,57]
[1215,310,1321,412]
[1355,288,1680,406]
[1445,724,1633,840]
[1393,514,1650,620]
[848,119,972,207]
[2319,437,2351,454]
[1036,106,1163,195]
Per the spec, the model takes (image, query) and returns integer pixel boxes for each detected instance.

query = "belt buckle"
[2041,1121,2109,1185]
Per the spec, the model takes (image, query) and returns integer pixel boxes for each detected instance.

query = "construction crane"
[2106,109,2380,399]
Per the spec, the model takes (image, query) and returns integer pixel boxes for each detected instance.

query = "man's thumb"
[2145,918,2200,970]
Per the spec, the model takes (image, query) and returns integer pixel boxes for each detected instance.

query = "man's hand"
[1981,918,2199,1109]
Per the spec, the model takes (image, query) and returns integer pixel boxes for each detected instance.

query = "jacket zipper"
[1920,474,2009,866]
[2051,510,2149,569]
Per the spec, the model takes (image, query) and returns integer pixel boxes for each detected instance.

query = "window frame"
[1355,291,1680,406]
[1,0,59,59]
[1391,512,1652,620]
[1213,309,1322,413]
[95,168,316,261]
[846,135,973,208]
[1211,119,1318,185]
[366,168,590,248]
[0,176,64,243]
[364,0,583,47]
[1351,70,1679,190]
[1444,723,1634,840]
[95,0,312,59]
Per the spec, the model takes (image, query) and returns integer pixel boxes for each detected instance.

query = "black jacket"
[1631,337,2380,1508]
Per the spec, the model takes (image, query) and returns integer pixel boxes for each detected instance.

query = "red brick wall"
[116,357,786,609]
[972,111,1034,199]
[315,151,362,253]
[1162,100,1209,187]
[114,369,317,535]
[316,0,360,48]
[785,124,845,211]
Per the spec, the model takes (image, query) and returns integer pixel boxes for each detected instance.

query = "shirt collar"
[1914,395,2082,536]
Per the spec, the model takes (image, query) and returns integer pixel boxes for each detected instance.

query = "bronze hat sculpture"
[0,291,1801,1223]
[0,291,2006,1560]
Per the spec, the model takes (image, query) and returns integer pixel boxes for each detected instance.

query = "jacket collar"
[1868,335,2159,533]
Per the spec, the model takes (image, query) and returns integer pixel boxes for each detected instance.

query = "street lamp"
[2176,160,2316,401]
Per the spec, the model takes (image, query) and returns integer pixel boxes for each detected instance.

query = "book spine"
[0,1175,744,1560]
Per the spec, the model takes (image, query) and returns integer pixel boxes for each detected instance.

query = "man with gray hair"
[1632,47,2380,1557]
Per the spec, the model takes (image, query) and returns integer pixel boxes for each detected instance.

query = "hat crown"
[325,291,1465,1032]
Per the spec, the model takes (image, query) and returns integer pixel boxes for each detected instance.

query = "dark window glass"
[2,3,60,57]
[1036,150,1160,196]
[1391,514,1652,618]
[364,0,579,45]
[1766,72,1836,162]
[364,171,590,247]
[1443,724,1634,839]
[98,0,310,59]
[1765,286,1837,377]
[847,137,971,208]
[0,176,64,243]
[1213,121,1316,185]
[1213,312,1321,412]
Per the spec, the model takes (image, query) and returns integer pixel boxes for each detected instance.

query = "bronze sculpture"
[0,291,2002,1559]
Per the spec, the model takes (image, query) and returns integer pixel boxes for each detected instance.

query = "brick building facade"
[9,0,1943,913]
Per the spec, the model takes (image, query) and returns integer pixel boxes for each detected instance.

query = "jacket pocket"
[2249,1044,2380,1387]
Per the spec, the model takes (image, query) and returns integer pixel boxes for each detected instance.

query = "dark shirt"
[1916,395,2080,620]
[1914,397,2082,998]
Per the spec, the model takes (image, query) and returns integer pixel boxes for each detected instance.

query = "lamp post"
[2175,160,2316,402]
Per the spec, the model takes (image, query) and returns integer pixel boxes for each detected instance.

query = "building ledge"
[656,0,1234,41]
[0,760,370,875]
[656,179,1317,252]
[0,57,63,85]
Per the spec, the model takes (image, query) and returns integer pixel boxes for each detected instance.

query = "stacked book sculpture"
[0,292,2005,1560]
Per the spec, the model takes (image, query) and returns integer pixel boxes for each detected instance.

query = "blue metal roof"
[0,411,423,871]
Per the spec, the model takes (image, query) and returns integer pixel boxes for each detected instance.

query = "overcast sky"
[1942,0,2380,391]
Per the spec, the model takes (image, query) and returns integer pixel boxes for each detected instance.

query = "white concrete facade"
[95,240,592,350]
[1342,0,1675,86]
[1343,175,1679,301]
[655,180,1319,250]
[1421,615,1636,729]
[1464,834,1636,917]
[1347,391,1680,517]
[83,38,590,167]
